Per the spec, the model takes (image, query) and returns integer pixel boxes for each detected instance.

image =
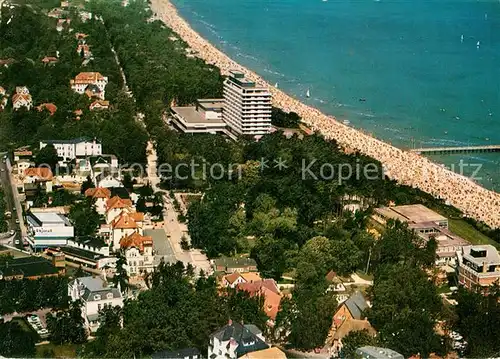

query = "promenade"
[149,0,500,229]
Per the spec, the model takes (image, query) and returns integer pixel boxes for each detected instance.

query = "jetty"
[411,145,500,155]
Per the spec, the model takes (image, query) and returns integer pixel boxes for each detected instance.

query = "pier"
[410,145,500,155]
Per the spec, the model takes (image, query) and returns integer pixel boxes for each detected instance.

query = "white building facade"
[40,138,102,163]
[26,211,74,249]
[68,276,123,332]
[222,71,272,137]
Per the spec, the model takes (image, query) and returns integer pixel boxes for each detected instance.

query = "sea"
[172,0,500,190]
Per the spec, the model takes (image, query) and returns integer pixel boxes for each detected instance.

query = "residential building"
[41,56,58,65]
[17,158,35,175]
[47,7,65,18]
[46,246,115,270]
[222,272,262,288]
[105,196,134,223]
[12,86,33,110]
[151,348,201,359]
[75,33,88,40]
[36,103,57,115]
[40,137,102,163]
[68,276,123,332]
[26,210,74,249]
[85,187,111,215]
[76,44,92,58]
[0,86,7,111]
[328,319,376,357]
[237,279,282,325]
[333,291,370,325]
[208,321,268,359]
[326,270,350,304]
[0,256,64,281]
[170,99,233,137]
[355,346,404,359]
[89,100,110,111]
[70,72,108,100]
[120,232,154,276]
[222,71,272,137]
[457,245,500,289]
[66,237,110,257]
[23,167,54,195]
[213,257,258,273]
[239,347,286,359]
[110,211,144,251]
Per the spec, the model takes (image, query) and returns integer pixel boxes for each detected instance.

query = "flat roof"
[171,106,224,124]
[31,212,67,224]
[144,229,177,265]
[462,245,500,266]
[376,204,446,224]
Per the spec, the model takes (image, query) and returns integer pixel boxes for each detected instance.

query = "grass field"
[36,343,78,358]
[449,219,500,249]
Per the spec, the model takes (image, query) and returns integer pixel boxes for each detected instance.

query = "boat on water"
[274,82,278,88]
[306,89,310,98]
[359,98,366,102]
[477,41,481,48]
[343,120,350,125]
[461,34,464,43]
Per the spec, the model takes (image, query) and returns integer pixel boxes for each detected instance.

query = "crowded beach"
[149,0,500,229]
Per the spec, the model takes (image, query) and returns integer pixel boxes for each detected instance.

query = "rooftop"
[42,137,98,145]
[70,276,122,302]
[375,204,446,224]
[28,212,71,227]
[171,106,224,124]
[462,245,500,266]
[0,257,60,278]
[356,346,404,359]
[211,322,268,357]
[344,291,369,320]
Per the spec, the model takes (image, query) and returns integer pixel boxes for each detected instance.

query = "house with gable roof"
[237,279,283,325]
[70,72,108,100]
[68,276,123,332]
[120,232,154,276]
[208,321,269,359]
[12,86,33,110]
[85,187,111,215]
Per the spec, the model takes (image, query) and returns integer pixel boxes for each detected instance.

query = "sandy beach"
[149,0,500,229]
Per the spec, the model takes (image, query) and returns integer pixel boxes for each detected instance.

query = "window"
[94,294,101,300]
[107,293,113,299]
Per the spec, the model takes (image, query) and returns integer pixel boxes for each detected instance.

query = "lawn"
[36,343,78,358]
[449,219,500,249]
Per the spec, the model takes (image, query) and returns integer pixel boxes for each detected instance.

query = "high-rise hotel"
[223,71,272,137]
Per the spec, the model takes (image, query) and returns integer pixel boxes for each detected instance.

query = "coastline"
[149,0,500,229]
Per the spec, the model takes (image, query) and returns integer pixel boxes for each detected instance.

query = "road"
[144,143,211,275]
[0,154,24,248]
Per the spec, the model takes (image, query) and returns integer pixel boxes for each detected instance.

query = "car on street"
[15,239,20,245]
[15,219,19,224]
[9,230,14,236]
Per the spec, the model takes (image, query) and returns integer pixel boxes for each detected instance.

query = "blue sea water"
[172,0,500,189]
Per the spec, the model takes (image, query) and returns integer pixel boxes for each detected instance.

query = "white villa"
[68,276,123,332]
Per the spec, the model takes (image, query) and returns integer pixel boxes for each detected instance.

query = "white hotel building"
[40,137,102,163]
[223,71,272,137]
[26,211,74,249]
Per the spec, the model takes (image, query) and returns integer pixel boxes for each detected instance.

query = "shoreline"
[149,0,500,229]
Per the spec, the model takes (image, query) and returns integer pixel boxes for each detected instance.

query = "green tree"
[340,329,377,358]
[81,176,95,195]
[0,321,37,358]
[453,285,500,357]
[68,198,101,237]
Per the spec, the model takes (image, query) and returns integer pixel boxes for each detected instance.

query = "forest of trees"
[0,4,148,164]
